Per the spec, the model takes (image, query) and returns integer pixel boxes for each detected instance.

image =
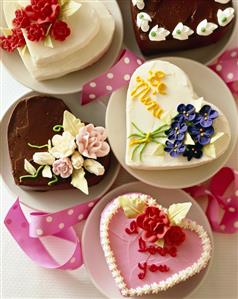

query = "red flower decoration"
[164,226,186,247]
[136,206,170,242]
[12,9,30,28]
[51,20,71,41]
[26,23,45,41]
[25,0,60,24]
[0,29,25,53]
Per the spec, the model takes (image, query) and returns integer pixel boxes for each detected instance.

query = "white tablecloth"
[1,9,238,299]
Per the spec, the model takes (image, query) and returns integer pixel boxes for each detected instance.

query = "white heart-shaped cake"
[100,193,212,297]
[126,60,231,170]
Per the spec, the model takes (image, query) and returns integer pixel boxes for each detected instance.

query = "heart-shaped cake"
[126,60,231,170]
[130,0,235,55]
[8,95,111,193]
[100,193,212,297]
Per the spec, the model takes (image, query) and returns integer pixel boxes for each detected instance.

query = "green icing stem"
[48,175,58,186]
[19,165,44,182]
[53,125,64,132]
[28,143,49,149]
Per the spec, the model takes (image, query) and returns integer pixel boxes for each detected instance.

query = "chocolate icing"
[131,0,235,55]
[8,96,110,191]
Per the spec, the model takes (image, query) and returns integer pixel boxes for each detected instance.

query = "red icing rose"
[26,23,45,41]
[136,206,170,243]
[25,0,60,24]
[0,29,25,52]
[164,226,186,246]
[12,9,30,28]
[51,20,71,41]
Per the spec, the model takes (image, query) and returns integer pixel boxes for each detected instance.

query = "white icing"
[149,25,170,41]
[196,19,218,36]
[132,0,145,10]
[137,12,152,32]
[215,0,231,3]
[217,7,235,26]
[172,22,194,40]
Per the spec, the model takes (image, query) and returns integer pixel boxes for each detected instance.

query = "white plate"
[106,57,238,189]
[82,181,214,299]
[0,91,120,212]
[118,0,237,65]
[0,0,123,94]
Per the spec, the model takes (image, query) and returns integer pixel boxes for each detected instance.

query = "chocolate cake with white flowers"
[131,0,235,55]
[8,96,111,194]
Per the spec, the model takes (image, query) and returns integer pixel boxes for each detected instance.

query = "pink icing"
[101,199,204,290]
[76,124,110,159]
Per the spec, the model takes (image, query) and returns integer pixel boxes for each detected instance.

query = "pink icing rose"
[52,157,73,178]
[76,124,110,159]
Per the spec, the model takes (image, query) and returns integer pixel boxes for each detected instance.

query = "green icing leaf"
[168,202,192,225]
[61,0,81,18]
[184,132,195,145]
[63,110,84,137]
[44,35,54,48]
[71,168,88,194]
[24,159,36,176]
[119,195,146,219]
[204,143,216,158]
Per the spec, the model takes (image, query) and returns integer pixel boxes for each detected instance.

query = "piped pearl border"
[100,193,212,297]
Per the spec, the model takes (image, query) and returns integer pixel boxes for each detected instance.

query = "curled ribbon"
[184,167,238,234]
[4,198,98,269]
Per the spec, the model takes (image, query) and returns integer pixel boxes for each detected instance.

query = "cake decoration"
[126,60,231,169]
[130,0,235,55]
[8,96,111,193]
[215,0,231,3]
[172,23,194,40]
[100,193,212,296]
[196,19,218,36]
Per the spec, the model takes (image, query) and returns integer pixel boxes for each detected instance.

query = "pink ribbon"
[184,167,238,234]
[4,198,98,269]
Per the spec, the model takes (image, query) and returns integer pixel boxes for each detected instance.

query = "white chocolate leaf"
[168,202,192,225]
[184,133,195,145]
[172,22,194,40]
[60,0,82,18]
[155,239,164,248]
[24,159,36,175]
[42,165,53,178]
[196,19,218,36]
[33,152,55,166]
[217,8,235,26]
[44,35,54,48]
[20,45,28,56]
[0,27,12,37]
[71,151,84,169]
[149,25,170,41]
[84,159,105,176]
[204,143,216,158]
[63,111,84,137]
[71,168,88,194]
[160,111,173,126]
[153,144,165,156]
[50,131,76,158]
[137,12,152,32]
[210,132,225,143]
[119,195,146,218]
[132,0,145,10]
[193,97,204,112]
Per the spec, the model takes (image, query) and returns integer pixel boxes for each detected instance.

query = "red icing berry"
[169,246,177,257]
[12,9,30,28]
[148,245,157,255]
[51,20,70,41]
[125,220,138,235]
[164,226,186,247]
[26,23,45,41]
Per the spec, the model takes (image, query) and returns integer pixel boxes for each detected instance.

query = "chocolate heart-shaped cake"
[8,96,111,193]
[100,193,212,296]
[126,60,231,170]
[131,0,235,55]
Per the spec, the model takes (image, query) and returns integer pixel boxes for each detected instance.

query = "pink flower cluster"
[52,157,73,178]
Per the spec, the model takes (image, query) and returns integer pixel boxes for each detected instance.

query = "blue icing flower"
[177,104,196,122]
[183,143,203,161]
[195,105,219,128]
[166,121,188,141]
[164,140,186,157]
[189,125,214,145]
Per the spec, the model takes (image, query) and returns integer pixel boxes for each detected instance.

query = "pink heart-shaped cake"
[100,193,212,296]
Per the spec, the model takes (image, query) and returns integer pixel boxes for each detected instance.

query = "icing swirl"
[149,25,170,41]
[172,23,194,40]
[196,19,218,36]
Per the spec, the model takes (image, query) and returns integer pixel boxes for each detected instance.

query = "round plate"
[118,0,237,65]
[0,91,120,212]
[82,181,214,299]
[0,0,123,94]
[106,57,238,189]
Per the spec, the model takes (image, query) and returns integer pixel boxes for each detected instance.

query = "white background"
[1,6,238,299]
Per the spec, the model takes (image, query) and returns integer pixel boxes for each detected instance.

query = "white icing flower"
[132,0,145,10]
[137,12,152,32]
[172,22,194,40]
[215,0,230,4]
[84,159,105,176]
[217,7,235,26]
[50,131,77,159]
[196,19,218,36]
[42,165,52,178]
[33,152,55,166]
[71,151,84,169]
[149,25,170,41]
